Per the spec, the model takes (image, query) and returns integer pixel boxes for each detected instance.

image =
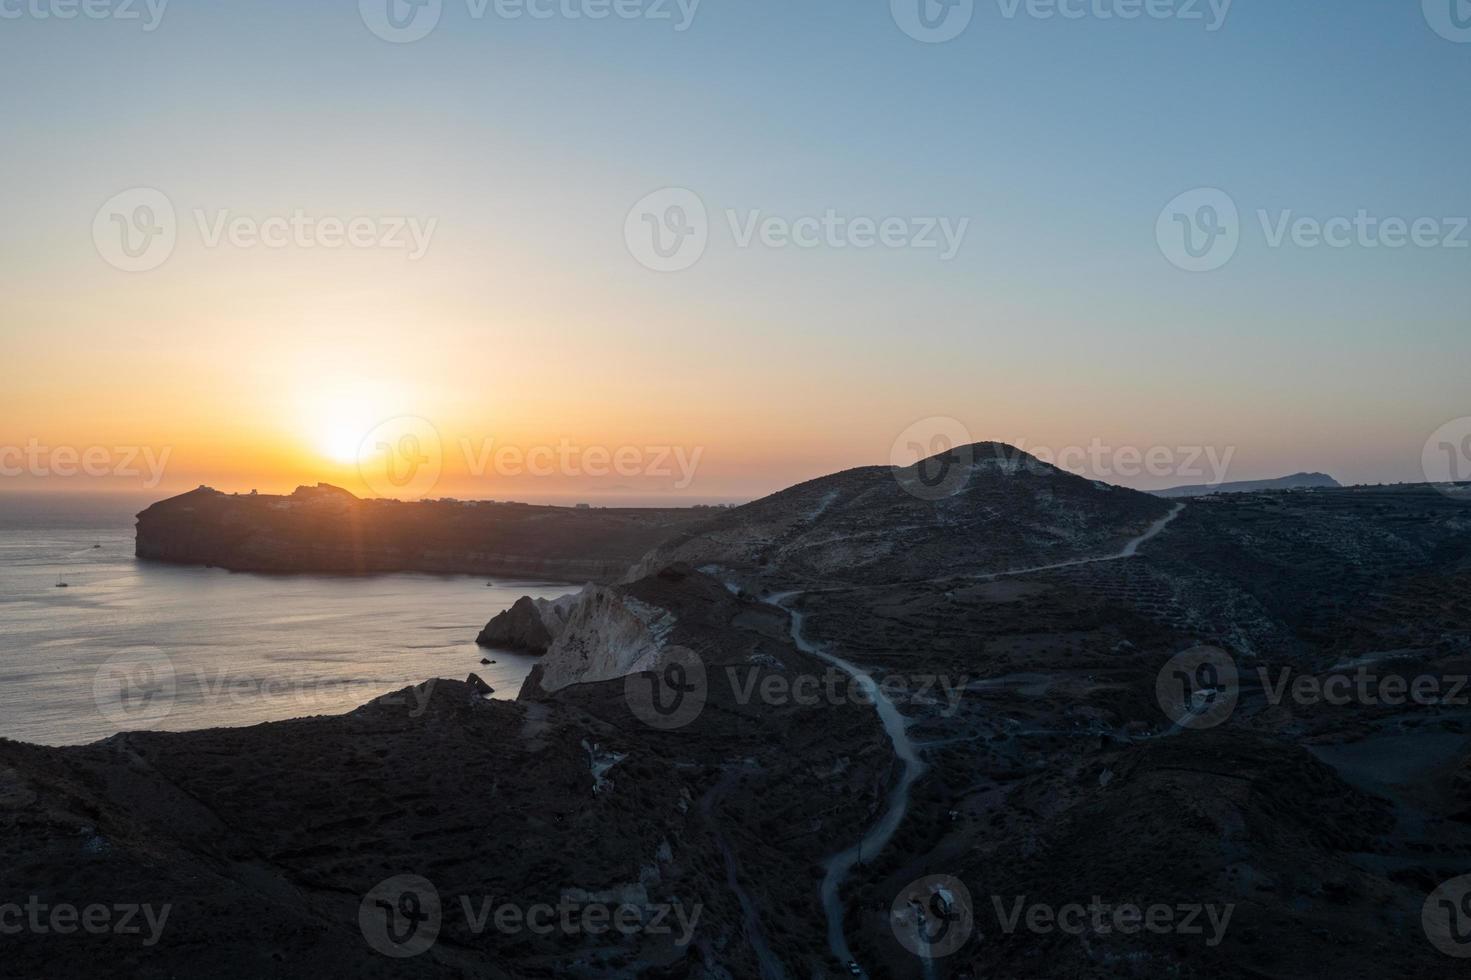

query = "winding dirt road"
[763,503,1186,974]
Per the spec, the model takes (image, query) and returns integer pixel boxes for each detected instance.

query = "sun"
[316,422,366,465]
[296,380,409,470]
[305,395,378,466]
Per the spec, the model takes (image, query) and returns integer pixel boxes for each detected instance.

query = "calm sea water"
[0,494,570,746]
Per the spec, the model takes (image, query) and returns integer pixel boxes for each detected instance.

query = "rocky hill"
[631,442,1174,588]
[769,481,1471,978]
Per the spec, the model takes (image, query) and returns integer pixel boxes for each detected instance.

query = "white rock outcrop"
[520,587,678,695]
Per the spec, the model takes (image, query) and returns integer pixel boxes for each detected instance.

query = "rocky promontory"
[1154,471,1342,498]
[475,592,579,651]
[135,484,707,582]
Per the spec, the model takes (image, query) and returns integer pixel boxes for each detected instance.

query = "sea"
[0,493,570,746]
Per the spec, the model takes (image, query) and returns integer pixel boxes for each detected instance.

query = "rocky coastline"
[6,446,1467,977]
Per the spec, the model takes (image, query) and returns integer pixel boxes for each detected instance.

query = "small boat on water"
[55,576,69,589]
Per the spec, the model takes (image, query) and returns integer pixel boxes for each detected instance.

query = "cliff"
[134,484,707,582]
[515,565,733,698]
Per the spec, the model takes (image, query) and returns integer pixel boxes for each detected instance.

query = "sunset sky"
[2,1,1468,502]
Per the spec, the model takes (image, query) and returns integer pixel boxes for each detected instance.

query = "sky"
[2,0,1468,503]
